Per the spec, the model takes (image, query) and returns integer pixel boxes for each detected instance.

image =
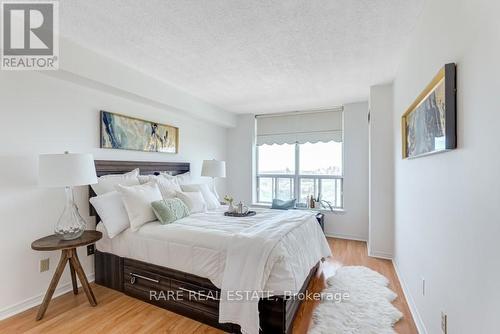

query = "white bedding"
[96,206,331,332]
[97,207,330,293]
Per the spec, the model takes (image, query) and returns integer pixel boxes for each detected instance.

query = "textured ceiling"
[60,0,423,114]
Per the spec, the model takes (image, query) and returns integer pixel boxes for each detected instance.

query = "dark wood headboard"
[93,160,190,177]
[89,160,190,220]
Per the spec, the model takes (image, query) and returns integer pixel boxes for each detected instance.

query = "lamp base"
[211,177,220,200]
[55,187,86,240]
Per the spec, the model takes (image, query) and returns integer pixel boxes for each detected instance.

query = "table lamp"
[38,152,97,240]
[201,159,226,200]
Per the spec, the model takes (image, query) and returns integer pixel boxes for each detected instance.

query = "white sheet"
[96,206,330,297]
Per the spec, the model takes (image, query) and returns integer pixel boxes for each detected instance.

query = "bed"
[90,160,331,334]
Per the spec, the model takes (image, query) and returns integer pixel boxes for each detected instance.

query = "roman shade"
[256,108,343,146]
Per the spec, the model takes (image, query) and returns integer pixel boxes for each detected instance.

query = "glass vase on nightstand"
[54,186,86,240]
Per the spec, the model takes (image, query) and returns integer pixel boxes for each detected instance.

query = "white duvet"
[96,207,331,332]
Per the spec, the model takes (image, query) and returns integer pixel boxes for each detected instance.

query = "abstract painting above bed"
[100,110,179,153]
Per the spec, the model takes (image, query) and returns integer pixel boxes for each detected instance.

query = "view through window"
[256,141,343,209]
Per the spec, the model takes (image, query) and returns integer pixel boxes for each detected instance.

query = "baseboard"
[368,249,393,260]
[392,261,427,334]
[324,232,367,242]
[0,272,95,321]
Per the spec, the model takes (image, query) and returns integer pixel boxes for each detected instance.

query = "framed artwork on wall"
[401,63,456,159]
[100,111,179,153]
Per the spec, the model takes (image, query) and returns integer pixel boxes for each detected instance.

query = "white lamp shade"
[38,153,98,187]
[201,159,226,178]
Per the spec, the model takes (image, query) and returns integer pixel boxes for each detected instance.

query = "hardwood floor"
[0,238,418,334]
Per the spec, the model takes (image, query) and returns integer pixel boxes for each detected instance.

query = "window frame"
[255,141,344,209]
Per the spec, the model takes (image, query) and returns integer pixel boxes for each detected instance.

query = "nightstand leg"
[69,260,78,295]
[36,250,69,321]
[68,249,97,306]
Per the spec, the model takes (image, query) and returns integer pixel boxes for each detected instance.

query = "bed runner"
[218,210,315,334]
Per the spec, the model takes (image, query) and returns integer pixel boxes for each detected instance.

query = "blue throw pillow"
[271,198,296,210]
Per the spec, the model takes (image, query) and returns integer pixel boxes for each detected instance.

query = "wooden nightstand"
[31,230,102,320]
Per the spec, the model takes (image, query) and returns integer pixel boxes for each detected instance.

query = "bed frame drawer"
[123,261,221,315]
[170,279,220,314]
[121,258,236,331]
[123,266,169,296]
[96,250,318,334]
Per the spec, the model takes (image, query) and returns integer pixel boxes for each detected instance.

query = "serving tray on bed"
[224,210,256,217]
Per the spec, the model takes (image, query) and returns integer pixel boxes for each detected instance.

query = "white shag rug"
[309,266,403,334]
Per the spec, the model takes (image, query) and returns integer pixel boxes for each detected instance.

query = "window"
[255,109,344,209]
[256,141,343,209]
[257,143,295,175]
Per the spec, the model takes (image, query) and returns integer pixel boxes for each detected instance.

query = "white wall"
[227,114,256,204]
[55,38,236,128]
[368,84,394,258]
[325,102,369,240]
[227,102,369,240]
[0,70,227,318]
[392,0,500,333]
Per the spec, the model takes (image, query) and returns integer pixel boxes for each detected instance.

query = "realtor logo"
[1,1,59,70]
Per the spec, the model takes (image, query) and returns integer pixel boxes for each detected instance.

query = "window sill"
[251,203,346,214]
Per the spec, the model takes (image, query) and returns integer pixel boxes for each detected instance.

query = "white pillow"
[91,168,140,195]
[138,174,181,199]
[89,191,130,238]
[163,172,192,186]
[175,172,192,185]
[137,174,151,184]
[176,191,207,213]
[116,182,162,231]
[181,183,220,210]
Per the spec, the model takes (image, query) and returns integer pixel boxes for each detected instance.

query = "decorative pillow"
[91,168,140,195]
[176,191,207,213]
[116,182,163,231]
[181,183,220,210]
[271,198,296,210]
[151,198,190,224]
[138,174,182,199]
[137,174,152,184]
[89,191,130,238]
[175,172,192,185]
[163,171,192,186]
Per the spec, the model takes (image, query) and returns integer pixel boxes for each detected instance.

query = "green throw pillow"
[151,198,190,224]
